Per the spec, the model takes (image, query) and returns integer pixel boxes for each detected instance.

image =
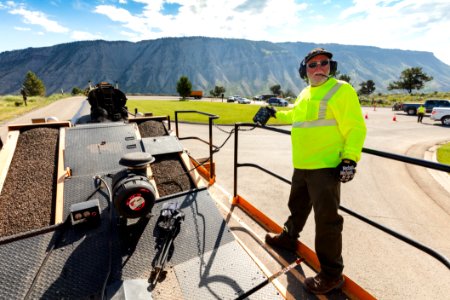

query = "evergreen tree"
[337,74,351,83]
[177,76,192,99]
[210,85,226,97]
[358,80,376,95]
[23,71,46,96]
[71,87,83,95]
[270,84,282,95]
[388,67,433,94]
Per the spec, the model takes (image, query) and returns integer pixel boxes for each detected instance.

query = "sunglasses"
[307,60,330,69]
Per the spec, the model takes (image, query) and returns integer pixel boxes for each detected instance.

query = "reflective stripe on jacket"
[276,78,367,169]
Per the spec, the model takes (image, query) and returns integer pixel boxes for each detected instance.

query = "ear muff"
[298,59,307,80]
[330,60,338,75]
[298,60,338,80]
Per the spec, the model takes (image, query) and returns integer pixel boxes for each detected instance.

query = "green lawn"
[127,100,290,125]
[437,142,450,166]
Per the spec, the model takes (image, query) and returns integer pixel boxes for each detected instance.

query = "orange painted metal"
[190,159,215,185]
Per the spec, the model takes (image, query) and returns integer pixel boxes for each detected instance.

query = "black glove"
[337,159,357,183]
[266,106,276,118]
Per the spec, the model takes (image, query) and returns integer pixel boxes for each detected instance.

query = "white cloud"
[93,0,309,42]
[294,0,450,64]
[5,0,448,65]
[1,1,16,10]
[9,7,69,33]
[71,30,103,40]
[14,26,31,31]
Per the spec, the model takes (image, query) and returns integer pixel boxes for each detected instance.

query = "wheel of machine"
[442,116,450,126]
[408,108,416,115]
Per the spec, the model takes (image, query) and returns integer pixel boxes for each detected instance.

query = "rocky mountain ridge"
[0,37,449,96]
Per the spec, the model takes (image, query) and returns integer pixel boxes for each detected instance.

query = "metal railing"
[174,110,219,179]
[233,122,450,269]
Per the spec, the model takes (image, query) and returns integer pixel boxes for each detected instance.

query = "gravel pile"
[0,127,59,238]
[138,120,168,137]
[138,119,195,196]
[151,153,195,197]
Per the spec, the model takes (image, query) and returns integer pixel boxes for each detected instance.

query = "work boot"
[304,273,345,294]
[265,232,297,251]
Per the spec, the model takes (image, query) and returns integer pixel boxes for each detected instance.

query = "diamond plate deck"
[142,136,184,156]
[64,123,142,177]
[0,228,57,300]
[175,241,283,300]
[0,122,294,299]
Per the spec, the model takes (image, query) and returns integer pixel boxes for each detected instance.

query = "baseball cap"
[304,48,333,63]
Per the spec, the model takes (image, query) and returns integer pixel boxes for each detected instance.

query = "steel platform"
[0,122,284,299]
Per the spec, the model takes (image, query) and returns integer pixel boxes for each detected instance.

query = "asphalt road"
[1,97,449,299]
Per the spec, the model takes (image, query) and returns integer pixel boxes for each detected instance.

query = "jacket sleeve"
[329,84,367,162]
[275,109,293,123]
[274,92,303,123]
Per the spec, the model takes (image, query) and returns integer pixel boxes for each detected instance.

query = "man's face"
[306,54,331,87]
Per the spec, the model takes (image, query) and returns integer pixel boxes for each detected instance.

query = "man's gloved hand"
[266,106,276,118]
[337,159,357,183]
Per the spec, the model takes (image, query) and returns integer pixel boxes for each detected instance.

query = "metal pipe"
[208,117,215,178]
[362,147,450,172]
[235,123,450,173]
[175,112,179,137]
[234,258,304,300]
[238,163,291,185]
[233,123,238,198]
[339,205,450,269]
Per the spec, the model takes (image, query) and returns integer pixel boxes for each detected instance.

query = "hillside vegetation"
[0,94,70,123]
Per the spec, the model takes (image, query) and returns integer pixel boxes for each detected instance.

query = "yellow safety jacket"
[276,78,367,169]
[418,106,425,114]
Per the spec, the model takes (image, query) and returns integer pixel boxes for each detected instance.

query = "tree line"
[339,67,433,96]
[21,66,434,101]
[177,67,433,100]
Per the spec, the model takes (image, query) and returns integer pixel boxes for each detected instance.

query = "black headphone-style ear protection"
[298,59,338,80]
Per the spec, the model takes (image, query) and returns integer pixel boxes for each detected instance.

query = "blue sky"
[1,0,449,65]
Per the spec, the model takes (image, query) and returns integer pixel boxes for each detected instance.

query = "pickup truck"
[430,107,450,126]
[401,99,450,115]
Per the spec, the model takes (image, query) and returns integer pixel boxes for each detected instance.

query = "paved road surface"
[1,97,449,299]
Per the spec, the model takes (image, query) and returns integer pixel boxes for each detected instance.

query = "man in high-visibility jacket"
[417,105,425,123]
[265,48,367,294]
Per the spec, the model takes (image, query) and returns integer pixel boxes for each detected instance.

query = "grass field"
[0,94,70,123]
[437,142,450,166]
[126,100,290,125]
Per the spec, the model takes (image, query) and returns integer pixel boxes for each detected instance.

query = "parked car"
[227,95,240,102]
[259,94,277,101]
[268,97,288,107]
[392,102,403,111]
[401,99,450,115]
[430,107,450,126]
[237,97,251,104]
